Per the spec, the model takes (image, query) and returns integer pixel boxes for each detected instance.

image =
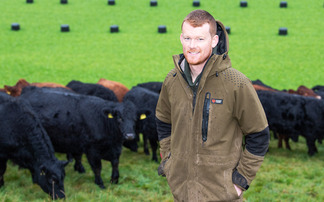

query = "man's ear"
[212,34,219,48]
[180,33,184,44]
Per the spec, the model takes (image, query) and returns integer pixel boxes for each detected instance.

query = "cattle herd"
[0,78,323,199]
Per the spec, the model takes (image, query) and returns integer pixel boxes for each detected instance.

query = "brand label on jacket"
[211,98,223,104]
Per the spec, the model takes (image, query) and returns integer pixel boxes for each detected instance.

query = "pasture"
[0,0,324,201]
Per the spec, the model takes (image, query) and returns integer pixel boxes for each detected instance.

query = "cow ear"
[108,113,114,119]
[104,109,117,119]
[138,110,151,120]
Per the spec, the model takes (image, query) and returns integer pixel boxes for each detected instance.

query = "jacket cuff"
[159,136,171,160]
[237,148,265,186]
[232,169,249,191]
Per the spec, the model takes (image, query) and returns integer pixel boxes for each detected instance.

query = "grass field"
[0,0,324,201]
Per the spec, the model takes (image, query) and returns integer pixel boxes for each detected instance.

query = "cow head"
[105,101,138,141]
[104,100,152,153]
[4,79,31,97]
[33,160,68,200]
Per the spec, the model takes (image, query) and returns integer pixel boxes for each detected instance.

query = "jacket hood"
[213,20,229,55]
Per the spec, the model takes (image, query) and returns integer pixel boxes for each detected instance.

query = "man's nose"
[189,39,196,48]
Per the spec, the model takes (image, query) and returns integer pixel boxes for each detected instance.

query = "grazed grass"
[0,136,323,201]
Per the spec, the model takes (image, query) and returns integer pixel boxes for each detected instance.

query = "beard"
[183,48,212,66]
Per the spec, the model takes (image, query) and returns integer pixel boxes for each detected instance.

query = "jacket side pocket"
[157,152,171,177]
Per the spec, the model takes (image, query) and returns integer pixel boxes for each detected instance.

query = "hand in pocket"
[234,184,242,196]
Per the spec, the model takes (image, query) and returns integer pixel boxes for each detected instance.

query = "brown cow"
[253,84,277,92]
[4,79,70,97]
[97,78,129,102]
[296,85,321,99]
[288,85,321,99]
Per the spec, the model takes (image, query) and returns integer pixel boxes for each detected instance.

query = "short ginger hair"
[181,10,217,36]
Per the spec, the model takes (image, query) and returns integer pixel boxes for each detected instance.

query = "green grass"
[0,0,324,201]
[0,135,323,201]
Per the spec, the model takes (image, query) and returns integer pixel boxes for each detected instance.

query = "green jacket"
[156,20,270,202]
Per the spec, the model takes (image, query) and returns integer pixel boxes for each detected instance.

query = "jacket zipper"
[192,89,197,113]
[202,92,211,143]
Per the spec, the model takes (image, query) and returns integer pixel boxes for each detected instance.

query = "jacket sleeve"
[156,117,171,159]
[155,78,173,176]
[232,79,270,190]
[155,75,173,158]
[233,127,270,190]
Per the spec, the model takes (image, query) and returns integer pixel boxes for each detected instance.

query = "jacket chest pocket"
[202,92,211,143]
[200,92,229,152]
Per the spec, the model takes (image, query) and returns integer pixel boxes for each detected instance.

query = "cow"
[4,78,70,97]
[20,86,137,188]
[97,78,129,102]
[288,85,321,99]
[123,86,160,162]
[66,80,138,153]
[251,80,291,149]
[253,84,277,92]
[312,85,324,98]
[253,80,323,152]
[0,93,68,199]
[66,80,118,102]
[256,90,324,156]
[252,79,278,90]
[136,81,163,94]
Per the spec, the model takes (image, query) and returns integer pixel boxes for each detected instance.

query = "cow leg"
[284,135,291,150]
[278,134,283,148]
[110,159,119,184]
[149,138,158,162]
[143,134,150,155]
[0,159,7,187]
[73,154,85,173]
[306,137,318,156]
[86,153,105,189]
[66,153,73,162]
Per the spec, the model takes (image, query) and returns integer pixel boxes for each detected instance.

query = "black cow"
[136,81,163,94]
[0,93,68,199]
[257,90,324,155]
[312,85,324,98]
[66,80,138,153]
[123,86,160,162]
[20,86,137,188]
[312,85,324,92]
[66,80,118,102]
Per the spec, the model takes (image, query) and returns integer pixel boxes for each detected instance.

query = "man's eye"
[198,38,204,41]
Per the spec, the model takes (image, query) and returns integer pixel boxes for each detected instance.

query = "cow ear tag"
[140,114,146,120]
[108,113,114,118]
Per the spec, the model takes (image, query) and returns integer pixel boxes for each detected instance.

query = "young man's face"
[180,22,218,66]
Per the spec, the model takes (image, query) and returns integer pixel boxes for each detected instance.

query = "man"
[155,10,270,201]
